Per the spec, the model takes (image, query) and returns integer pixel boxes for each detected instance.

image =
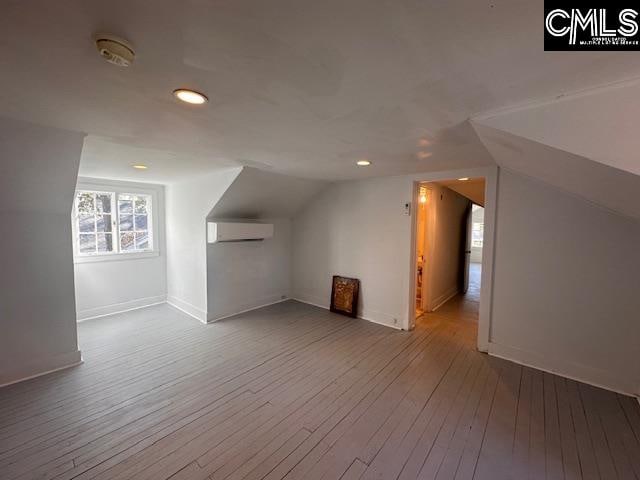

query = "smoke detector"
[95,34,135,67]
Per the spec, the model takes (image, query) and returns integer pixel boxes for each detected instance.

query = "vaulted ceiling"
[432,178,486,207]
[2,0,640,185]
[208,167,327,219]
[473,123,640,220]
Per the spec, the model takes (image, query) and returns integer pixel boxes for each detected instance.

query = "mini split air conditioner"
[207,222,274,243]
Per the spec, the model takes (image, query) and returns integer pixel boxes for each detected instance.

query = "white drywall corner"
[165,168,242,322]
[0,116,85,385]
[489,169,640,396]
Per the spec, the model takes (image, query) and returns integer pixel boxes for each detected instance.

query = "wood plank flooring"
[0,294,638,479]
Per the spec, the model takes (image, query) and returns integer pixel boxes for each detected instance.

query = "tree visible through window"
[73,190,153,256]
[75,191,114,254]
[118,194,150,252]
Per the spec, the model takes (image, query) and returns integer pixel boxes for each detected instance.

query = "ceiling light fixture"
[173,89,208,105]
[132,164,148,170]
[356,160,371,166]
[458,177,470,181]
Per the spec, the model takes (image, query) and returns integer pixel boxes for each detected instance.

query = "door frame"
[406,166,498,353]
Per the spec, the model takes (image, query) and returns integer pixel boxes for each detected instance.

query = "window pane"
[135,197,148,214]
[134,214,147,231]
[472,223,484,248]
[96,194,112,214]
[79,214,95,233]
[97,233,113,252]
[120,214,133,231]
[135,231,149,250]
[119,196,133,214]
[120,232,135,251]
[96,214,112,232]
[76,193,95,214]
[73,191,153,256]
[79,234,96,253]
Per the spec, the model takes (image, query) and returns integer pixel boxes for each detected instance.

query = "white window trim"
[72,179,161,264]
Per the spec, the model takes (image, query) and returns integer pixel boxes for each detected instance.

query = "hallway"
[465,263,481,305]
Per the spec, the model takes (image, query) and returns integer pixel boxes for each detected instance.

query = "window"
[471,222,484,248]
[73,190,153,257]
[117,194,151,252]
[471,204,484,248]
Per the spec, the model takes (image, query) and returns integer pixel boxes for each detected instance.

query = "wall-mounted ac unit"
[207,222,274,243]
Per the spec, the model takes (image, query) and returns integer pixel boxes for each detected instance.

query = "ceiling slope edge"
[471,122,640,221]
[208,167,329,220]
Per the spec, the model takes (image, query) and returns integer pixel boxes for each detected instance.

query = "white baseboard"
[292,291,328,310]
[77,295,167,322]
[488,341,638,397]
[166,296,208,323]
[207,295,289,323]
[0,350,83,388]
[359,311,403,330]
[430,286,459,312]
[292,295,402,331]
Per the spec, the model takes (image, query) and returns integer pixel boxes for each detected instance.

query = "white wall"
[0,116,85,386]
[166,167,319,324]
[489,169,640,396]
[291,168,496,331]
[165,168,242,321]
[423,184,469,310]
[291,166,638,396]
[207,218,291,321]
[73,178,167,320]
[293,176,412,329]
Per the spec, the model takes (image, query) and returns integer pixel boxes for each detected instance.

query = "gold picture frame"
[330,275,360,318]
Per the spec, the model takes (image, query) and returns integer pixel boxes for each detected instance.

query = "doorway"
[413,178,486,324]
[467,203,484,303]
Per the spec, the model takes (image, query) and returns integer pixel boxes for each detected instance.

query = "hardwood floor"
[0,296,638,479]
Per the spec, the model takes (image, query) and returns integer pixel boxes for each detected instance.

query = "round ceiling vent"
[95,34,135,67]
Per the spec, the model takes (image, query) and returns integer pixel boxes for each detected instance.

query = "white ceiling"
[432,178,486,206]
[474,124,640,220]
[208,167,327,219]
[475,80,640,177]
[2,0,640,183]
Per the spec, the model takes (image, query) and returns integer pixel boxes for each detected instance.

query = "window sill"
[74,250,160,264]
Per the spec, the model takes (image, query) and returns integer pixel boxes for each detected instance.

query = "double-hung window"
[72,188,154,259]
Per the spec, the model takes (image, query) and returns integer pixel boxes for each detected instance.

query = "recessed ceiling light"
[458,177,470,181]
[356,160,371,166]
[132,164,148,170]
[173,89,208,105]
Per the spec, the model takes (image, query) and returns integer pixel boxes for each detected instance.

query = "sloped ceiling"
[208,167,327,219]
[473,124,640,220]
[2,1,640,182]
[432,178,485,206]
[474,81,640,177]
